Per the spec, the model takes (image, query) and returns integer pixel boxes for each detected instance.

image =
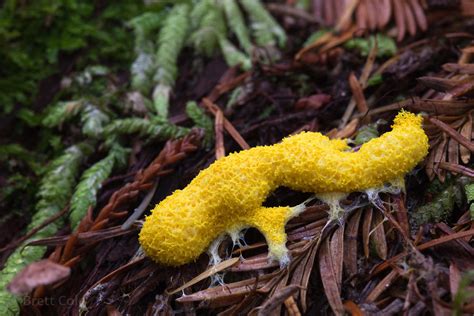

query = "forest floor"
[1,1,474,315]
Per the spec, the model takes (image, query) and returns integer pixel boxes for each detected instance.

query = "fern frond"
[151,85,171,120]
[0,143,92,315]
[129,12,162,94]
[129,11,164,47]
[239,0,287,48]
[219,37,252,70]
[69,144,128,230]
[186,101,213,147]
[150,116,190,141]
[104,117,189,141]
[131,49,155,93]
[465,183,474,218]
[189,5,227,57]
[80,103,110,138]
[42,100,84,128]
[189,0,212,29]
[36,143,93,211]
[221,0,253,54]
[152,3,190,117]
[154,4,189,85]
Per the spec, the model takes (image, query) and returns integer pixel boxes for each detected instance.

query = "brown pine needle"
[168,257,240,295]
[215,109,225,159]
[429,116,474,152]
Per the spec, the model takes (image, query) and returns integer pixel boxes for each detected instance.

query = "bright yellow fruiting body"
[139,111,429,266]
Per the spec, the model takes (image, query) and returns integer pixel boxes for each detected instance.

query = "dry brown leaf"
[348,72,369,114]
[448,136,460,169]
[378,0,392,27]
[335,0,360,31]
[7,259,70,295]
[433,133,449,182]
[344,210,363,278]
[362,208,373,258]
[392,195,409,236]
[296,241,319,312]
[356,0,367,30]
[403,0,417,36]
[409,0,428,31]
[176,271,279,303]
[311,0,429,40]
[230,254,277,272]
[319,238,345,314]
[267,268,291,316]
[330,225,345,291]
[371,210,388,260]
[460,112,473,163]
[366,0,378,30]
[430,116,474,152]
[257,285,299,316]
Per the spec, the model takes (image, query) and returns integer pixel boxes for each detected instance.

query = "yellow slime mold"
[139,111,429,266]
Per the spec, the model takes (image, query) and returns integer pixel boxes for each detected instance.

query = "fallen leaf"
[7,259,70,295]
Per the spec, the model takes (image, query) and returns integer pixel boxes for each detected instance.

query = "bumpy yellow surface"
[139,111,429,266]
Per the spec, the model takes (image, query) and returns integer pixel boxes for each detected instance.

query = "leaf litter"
[3,2,474,315]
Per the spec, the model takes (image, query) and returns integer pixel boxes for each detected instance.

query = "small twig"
[202,98,250,150]
[215,109,225,159]
[348,72,369,114]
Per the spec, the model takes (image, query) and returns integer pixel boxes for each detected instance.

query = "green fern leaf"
[42,100,84,128]
[131,49,155,93]
[222,0,253,54]
[129,11,164,46]
[186,101,213,147]
[151,85,172,120]
[152,3,190,117]
[0,143,92,315]
[240,0,287,48]
[189,5,227,57]
[104,117,189,141]
[465,183,474,218]
[80,103,110,138]
[154,3,190,86]
[69,144,128,230]
[219,37,252,70]
[189,0,212,30]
